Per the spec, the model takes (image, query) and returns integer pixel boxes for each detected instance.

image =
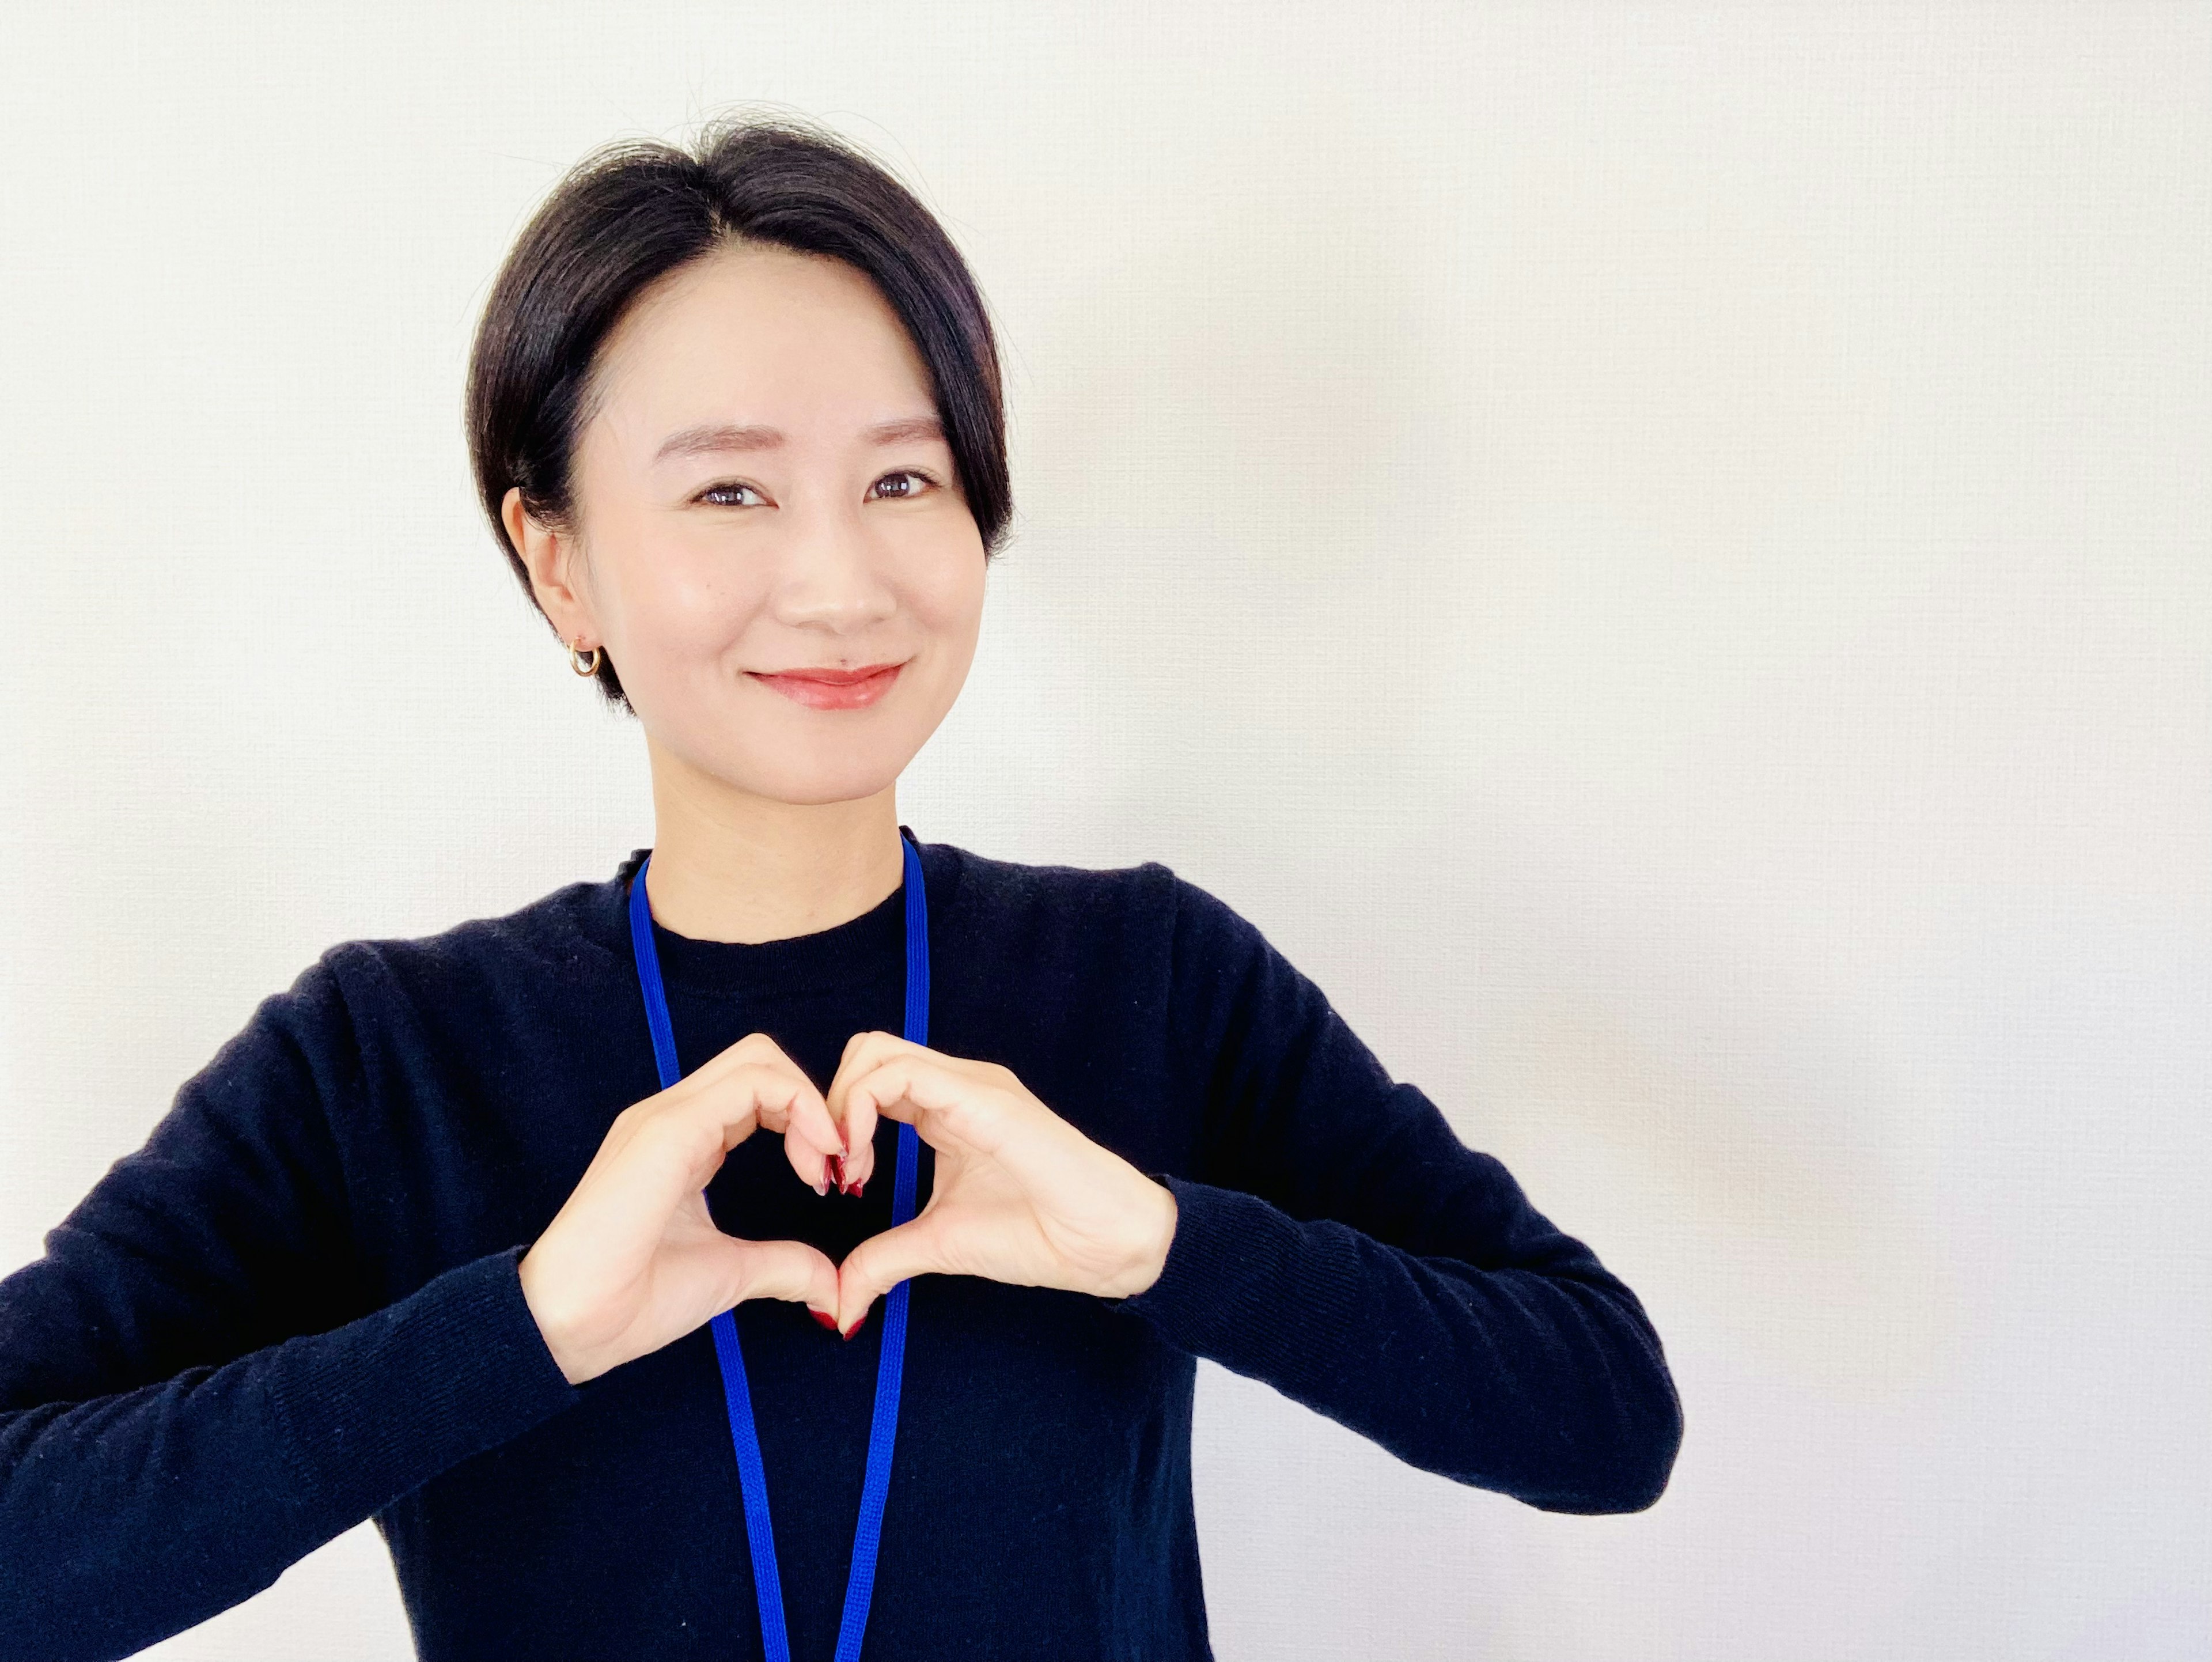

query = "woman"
[0,113,1681,1661]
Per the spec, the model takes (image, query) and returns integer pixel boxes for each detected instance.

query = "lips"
[760,664,899,685]
[747,661,904,711]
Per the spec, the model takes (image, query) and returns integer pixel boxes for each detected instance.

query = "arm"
[0,955,584,1661]
[1106,874,1683,1515]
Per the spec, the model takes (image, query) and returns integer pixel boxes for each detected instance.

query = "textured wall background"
[2,4,2206,1657]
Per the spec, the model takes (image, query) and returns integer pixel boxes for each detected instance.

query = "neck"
[642,742,905,944]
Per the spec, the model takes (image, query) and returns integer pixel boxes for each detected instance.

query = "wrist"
[1102,1172,1177,1298]
[518,1246,594,1385]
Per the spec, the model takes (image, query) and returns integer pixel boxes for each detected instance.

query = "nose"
[768,499,899,636]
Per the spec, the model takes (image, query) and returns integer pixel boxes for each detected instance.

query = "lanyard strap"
[627,828,928,1662]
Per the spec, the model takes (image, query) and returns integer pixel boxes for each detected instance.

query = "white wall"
[2,4,2205,1657]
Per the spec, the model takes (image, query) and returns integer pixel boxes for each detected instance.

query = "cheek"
[906,539,987,646]
[620,541,774,661]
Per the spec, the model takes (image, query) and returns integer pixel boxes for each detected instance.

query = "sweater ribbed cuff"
[266,1244,585,1519]
[1101,1173,1363,1370]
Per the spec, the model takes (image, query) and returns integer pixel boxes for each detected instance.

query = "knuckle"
[733,1062,786,1097]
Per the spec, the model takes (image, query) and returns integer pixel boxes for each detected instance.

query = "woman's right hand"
[518,1032,847,1385]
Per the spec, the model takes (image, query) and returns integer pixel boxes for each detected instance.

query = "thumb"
[723,1237,842,1326]
[835,1216,946,1338]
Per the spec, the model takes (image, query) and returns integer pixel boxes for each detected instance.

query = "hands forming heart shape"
[518,1031,1180,1386]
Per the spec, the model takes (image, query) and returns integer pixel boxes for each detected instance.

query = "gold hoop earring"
[567,638,602,677]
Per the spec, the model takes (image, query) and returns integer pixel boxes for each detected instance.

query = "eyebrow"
[653,414,945,463]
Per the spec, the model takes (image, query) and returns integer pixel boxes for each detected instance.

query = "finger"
[772,1088,844,1197]
[834,1213,949,1337]
[701,1034,844,1176]
[827,1029,921,1190]
[844,1054,1019,1162]
[836,1078,880,1195]
[668,1036,840,1192]
[740,1038,848,1193]
[783,1082,845,1174]
[634,1063,832,1201]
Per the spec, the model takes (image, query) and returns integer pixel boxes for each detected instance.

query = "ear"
[503,486,598,650]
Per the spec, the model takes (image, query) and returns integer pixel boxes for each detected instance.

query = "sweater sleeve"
[1104,873,1683,1515]
[0,953,587,1662]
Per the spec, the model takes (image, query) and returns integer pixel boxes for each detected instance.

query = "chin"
[746,753,911,807]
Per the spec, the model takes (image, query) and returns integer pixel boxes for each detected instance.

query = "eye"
[694,480,765,508]
[870,468,941,501]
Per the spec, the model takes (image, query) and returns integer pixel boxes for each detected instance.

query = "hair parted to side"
[464,108,1012,714]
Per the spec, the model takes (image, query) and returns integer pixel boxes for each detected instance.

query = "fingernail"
[841,1309,870,1341]
[851,1179,865,1198]
[808,1308,839,1332]
[813,1175,828,1197]
[829,1153,847,1194]
[840,1124,853,1159]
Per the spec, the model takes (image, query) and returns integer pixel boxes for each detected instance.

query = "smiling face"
[512,239,987,807]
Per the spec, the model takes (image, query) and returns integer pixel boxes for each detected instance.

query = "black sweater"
[0,835,1681,1661]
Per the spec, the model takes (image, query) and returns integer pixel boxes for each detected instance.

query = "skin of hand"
[518,1031,847,1385]
[824,1030,1180,1339]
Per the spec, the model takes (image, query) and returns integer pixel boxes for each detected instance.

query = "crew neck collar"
[569,827,948,1000]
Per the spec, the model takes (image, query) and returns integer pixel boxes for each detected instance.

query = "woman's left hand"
[824,1032,1179,1338]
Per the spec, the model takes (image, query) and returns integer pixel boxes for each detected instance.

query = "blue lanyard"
[626,828,928,1662]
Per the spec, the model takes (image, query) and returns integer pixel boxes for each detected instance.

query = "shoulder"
[297,870,619,1041]
[925,839,1271,979]
[931,839,1174,920]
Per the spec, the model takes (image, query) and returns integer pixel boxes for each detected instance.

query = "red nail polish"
[809,1308,839,1331]
[851,1179,865,1198]
[841,1309,870,1341]
[828,1153,846,1194]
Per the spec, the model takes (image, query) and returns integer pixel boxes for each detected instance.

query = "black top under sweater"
[0,833,1683,1661]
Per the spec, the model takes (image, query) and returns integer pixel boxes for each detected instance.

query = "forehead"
[585,241,935,440]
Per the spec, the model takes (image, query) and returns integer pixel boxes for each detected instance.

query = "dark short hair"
[464,108,1012,713]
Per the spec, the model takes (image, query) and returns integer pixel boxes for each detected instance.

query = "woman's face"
[517,240,987,806]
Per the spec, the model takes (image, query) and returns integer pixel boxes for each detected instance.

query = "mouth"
[745,661,906,711]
